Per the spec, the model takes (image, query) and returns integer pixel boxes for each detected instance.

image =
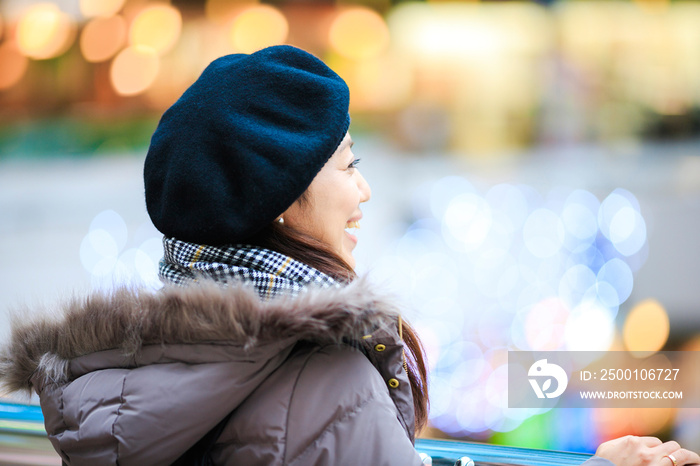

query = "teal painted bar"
[0,401,44,422]
[0,401,47,436]
[416,438,592,465]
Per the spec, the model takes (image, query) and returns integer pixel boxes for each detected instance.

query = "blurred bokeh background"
[1,0,700,460]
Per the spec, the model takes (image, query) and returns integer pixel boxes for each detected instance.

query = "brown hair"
[243,218,430,432]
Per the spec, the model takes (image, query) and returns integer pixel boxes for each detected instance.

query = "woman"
[1,45,697,466]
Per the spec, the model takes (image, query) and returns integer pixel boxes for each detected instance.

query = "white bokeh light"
[80,229,119,273]
[442,193,493,252]
[591,280,621,310]
[558,264,596,308]
[564,301,615,351]
[90,209,128,251]
[597,258,634,305]
[598,189,642,243]
[523,208,565,258]
[562,202,598,244]
[609,207,647,256]
[81,210,163,289]
[485,184,529,232]
[427,374,453,417]
[430,176,475,219]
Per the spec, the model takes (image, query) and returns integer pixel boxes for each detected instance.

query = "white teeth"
[345,221,360,229]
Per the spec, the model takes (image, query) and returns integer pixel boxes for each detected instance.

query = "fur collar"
[0,279,400,394]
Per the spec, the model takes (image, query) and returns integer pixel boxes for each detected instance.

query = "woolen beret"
[144,45,350,245]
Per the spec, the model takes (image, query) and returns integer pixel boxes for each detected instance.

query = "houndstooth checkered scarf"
[159,236,338,299]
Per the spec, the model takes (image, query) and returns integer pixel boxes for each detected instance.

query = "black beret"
[144,45,350,245]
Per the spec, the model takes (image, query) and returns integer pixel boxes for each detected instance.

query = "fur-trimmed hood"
[1,278,401,395]
[0,279,415,465]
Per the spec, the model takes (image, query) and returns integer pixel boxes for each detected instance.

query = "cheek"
[288,177,360,247]
[291,201,333,243]
[338,183,360,212]
[283,203,314,235]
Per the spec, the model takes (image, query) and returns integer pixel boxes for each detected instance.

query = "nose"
[356,169,371,203]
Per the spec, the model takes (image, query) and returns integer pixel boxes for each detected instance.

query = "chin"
[341,252,356,269]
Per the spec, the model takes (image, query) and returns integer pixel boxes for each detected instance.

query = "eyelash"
[348,158,361,169]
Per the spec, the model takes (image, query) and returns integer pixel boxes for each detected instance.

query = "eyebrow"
[340,138,354,152]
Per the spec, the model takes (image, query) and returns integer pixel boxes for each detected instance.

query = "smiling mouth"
[345,220,360,244]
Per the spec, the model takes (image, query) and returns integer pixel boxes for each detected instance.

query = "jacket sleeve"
[284,344,424,466]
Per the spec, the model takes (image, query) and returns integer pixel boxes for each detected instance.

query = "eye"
[348,158,361,170]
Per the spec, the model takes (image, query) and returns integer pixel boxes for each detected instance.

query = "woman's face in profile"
[282,133,371,268]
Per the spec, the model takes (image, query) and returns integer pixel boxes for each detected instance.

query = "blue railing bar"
[416,438,593,466]
[0,401,44,422]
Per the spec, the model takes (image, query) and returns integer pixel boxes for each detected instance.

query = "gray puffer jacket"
[0,280,424,465]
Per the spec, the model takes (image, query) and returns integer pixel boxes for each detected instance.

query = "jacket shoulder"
[213,343,422,466]
[285,343,421,466]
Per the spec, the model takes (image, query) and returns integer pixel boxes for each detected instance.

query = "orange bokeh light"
[206,0,257,25]
[129,5,182,56]
[623,299,670,354]
[329,7,390,61]
[593,406,673,439]
[16,3,76,60]
[80,15,127,63]
[0,41,29,90]
[229,5,288,53]
[80,0,126,18]
[350,55,412,111]
[110,45,160,96]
